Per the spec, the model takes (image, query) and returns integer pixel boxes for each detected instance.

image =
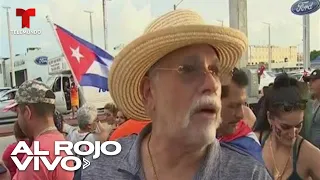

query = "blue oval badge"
[34,56,48,65]
[291,0,320,15]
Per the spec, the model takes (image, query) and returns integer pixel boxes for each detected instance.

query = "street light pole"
[102,0,107,50]
[3,6,16,87]
[174,0,184,10]
[113,44,125,51]
[102,0,111,51]
[84,10,94,43]
[216,20,224,27]
[263,22,271,71]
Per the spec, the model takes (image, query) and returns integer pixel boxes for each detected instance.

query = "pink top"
[12,131,74,180]
[2,140,30,179]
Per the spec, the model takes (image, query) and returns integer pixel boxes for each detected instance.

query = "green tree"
[310,50,320,61]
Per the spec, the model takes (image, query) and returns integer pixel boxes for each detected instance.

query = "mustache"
[188,95,220,116]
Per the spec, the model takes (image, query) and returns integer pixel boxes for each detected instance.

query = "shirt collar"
[117,123,221,179]
[117,123,152,176]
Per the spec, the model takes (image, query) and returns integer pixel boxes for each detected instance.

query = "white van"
[259,71,276,91]
[47,56,113,114]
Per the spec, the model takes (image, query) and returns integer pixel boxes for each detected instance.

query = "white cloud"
[179,0,320,49]
[115,0,153,43]
[46,0,153,56]
[2,0,320,58]
[246,0,320,49]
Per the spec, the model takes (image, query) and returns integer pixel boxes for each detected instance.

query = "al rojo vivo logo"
[10,141,122,171]
[11,8,41,35]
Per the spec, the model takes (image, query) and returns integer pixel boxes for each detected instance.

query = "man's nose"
[198,72,220,95]
[235,107,244,120]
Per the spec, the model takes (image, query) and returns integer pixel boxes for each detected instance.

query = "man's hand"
[0,161,11,180]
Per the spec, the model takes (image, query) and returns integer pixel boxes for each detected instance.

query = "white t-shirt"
[63,124,96,152]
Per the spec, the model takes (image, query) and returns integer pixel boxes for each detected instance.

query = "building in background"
[0,48,60,87]
[247,45,302,71]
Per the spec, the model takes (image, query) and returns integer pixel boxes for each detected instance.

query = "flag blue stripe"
[55,24,113,62]
[79,74,109,91]
[55,24,113,92]
[227,136,264,164]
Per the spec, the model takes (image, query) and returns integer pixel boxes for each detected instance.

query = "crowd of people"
[0,9,320,180]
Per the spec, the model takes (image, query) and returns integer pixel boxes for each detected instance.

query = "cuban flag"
[54,24,113,92]
[218,120,263,163]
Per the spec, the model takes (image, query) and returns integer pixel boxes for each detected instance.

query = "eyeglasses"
[156,64,222,81]
[272,101,307,112]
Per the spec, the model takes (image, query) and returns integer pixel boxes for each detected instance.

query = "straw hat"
[109,9,248,120]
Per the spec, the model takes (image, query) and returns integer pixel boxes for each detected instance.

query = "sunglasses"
[272,101,307,112]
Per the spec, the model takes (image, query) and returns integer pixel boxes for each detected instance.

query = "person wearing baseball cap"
[82,9,271,180]
[303,69,320,149]
[0,80,74,180]
[303,69,320,83]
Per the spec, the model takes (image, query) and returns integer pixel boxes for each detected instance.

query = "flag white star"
[70,46,84,63]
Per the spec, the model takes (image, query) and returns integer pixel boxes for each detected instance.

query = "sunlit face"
[141,44,222,146]
[16,105,32,138]
[116,111,127,125]
[310,78,320,97]
[104,109,116,124]
[269,110,303,146]
[220,82,246,136]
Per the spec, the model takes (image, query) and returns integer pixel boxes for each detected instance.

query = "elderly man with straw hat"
[82,10,271,180]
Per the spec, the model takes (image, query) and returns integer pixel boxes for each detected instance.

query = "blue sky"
[1,0,320,58]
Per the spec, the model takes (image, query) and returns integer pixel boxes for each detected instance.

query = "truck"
[47,55,113,114]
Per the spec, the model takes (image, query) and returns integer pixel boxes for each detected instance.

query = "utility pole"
[84,10,94,43]
[263,22,271,71]
[229,0,248,68]
[303,15,310,69]
[3,6,16,87]
[102,0,111,51]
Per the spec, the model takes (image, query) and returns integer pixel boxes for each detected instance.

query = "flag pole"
[45,15,87,105]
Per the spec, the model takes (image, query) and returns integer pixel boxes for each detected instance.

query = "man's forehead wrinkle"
[179,55,196,65]
[148,45,220,75]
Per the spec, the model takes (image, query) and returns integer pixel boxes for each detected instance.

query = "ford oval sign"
[34,56,48,65]
[291,0,320,15]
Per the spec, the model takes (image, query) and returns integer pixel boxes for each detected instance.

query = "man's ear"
[24,105,32,121]
[140,76,155,112]
[140,76,152,104]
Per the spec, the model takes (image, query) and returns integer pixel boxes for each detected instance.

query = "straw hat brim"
[109,24,248,120]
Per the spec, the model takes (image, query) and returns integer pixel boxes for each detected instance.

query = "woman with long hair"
[104,103,118,126]
[115,110,128,127]
[254,73,320,180]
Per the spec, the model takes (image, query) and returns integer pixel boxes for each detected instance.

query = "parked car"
[259,71,275,91]
[0,87,11,97]
[289,73,304,81]
[0,89,17,119]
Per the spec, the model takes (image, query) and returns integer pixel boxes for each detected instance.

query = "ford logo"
[291,0,320,15]
[34,56,48,65]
